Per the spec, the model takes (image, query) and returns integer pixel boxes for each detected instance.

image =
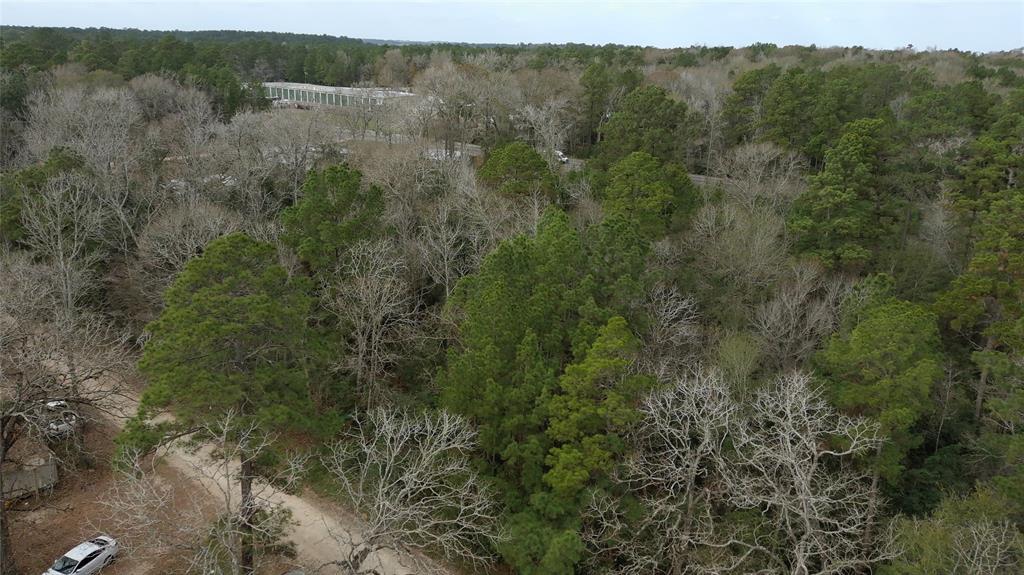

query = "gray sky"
[2,1,1022,52]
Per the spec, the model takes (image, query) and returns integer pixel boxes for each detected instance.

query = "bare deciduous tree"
[131,197,242,310]
[350,142,432,245]
[712,142,805,213]
[417,198,471,299]
[687,200,788,293]
[726,371,894,574]
[638,284,700,381]
[321,408,502,573]
[439,158,535,267]
[672,68,731,171]
[414,61,487,157]
[1,253,132,572]
[584,369,896,575]
[517,97,573,169]
[564,173,603,230]
[323,239,418,404]
[752,261,850,370]
[129,74,202,122]
[163,88,220,195]
[21,173,110,319]
[264,108,333,203]
[98,412,306,575]
[583,368,738,574]
[919,193,964,274]
[95,450,210,560]
[951,519,1022,575]
[210,110,278,220]
[24,86,143,179]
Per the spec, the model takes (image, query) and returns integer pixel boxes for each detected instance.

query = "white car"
[44,536,118,575]
[555,150,569,164]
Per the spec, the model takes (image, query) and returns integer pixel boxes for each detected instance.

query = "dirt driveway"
[10,418,195,574]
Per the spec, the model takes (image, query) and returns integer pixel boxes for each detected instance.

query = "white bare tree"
[95,450,210,561]
[322,239,418,404]
[585,370,897,575]
[951,519,1022,575]
[517,97,573,169]
[98,412,307,575]
[21,172,110,320]
[179,413,305,575]
[440,158,531,268]
[417,198,471,300]
[321,408,502,573]
[24,86,143,180]
[162,87,220,195]
[24,85,150,255]
[726,371,895,574]
[582,368,739,574]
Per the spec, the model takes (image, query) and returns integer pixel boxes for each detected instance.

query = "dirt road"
[104,384,435,574]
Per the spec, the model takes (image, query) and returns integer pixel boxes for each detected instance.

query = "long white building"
[263,82,416,107]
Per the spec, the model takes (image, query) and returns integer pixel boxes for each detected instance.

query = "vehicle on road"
[43,535,119,575]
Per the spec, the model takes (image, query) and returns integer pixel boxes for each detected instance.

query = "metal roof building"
[263,82,416,107]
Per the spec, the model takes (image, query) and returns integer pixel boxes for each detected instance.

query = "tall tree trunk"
[59,327,88,466]
[975,335,996,421]
[0,435,17,575]
[0,505,14,575]
[859,442,884,572]
[239,454,255,574]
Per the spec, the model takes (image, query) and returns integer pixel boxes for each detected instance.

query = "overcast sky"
[2,1,1022,52]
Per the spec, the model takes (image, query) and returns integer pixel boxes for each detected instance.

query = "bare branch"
[322,408,502,572]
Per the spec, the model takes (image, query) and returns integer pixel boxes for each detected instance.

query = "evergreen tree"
[818,295,943,487]
[722,63,782,144]
[596,85,689,168]
[479,140,557,199]
[789,118,900,271]
[126,233,313,574]
[602,151,694,239]
[545,316,654,499]
[937,190,1024,420]
[282,164,383,274]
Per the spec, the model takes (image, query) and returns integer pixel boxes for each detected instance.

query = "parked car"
[43,535,118,575]
[555,150,569,164]
[42,401,80,440]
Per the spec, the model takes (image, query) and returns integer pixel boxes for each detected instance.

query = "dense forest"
[1,26,1022,575]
